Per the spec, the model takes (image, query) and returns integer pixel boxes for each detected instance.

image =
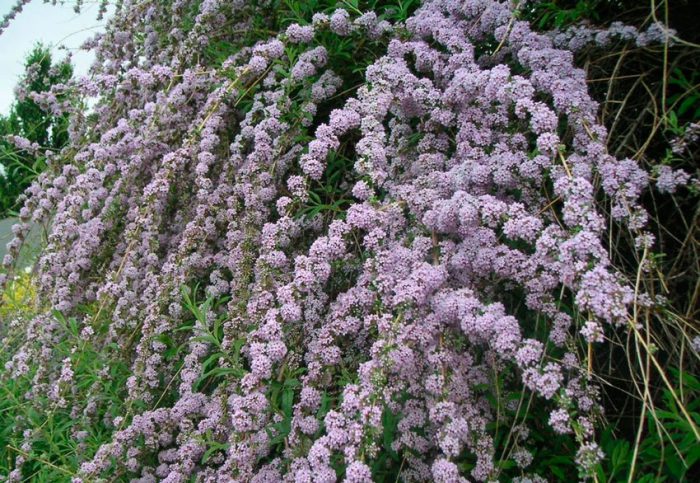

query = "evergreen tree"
[0,44,72,217]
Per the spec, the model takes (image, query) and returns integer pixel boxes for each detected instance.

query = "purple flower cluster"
[550,20,677,52]
[1,0,662,481]
[0,0,31,35]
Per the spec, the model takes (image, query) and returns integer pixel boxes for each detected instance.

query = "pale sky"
[0,0,110,114]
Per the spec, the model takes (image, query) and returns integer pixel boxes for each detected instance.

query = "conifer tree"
[0,44,72,217]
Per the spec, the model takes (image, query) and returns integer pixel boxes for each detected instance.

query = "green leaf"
[550,464,567,480]
[678,96,698,117]
[201,441,229,463]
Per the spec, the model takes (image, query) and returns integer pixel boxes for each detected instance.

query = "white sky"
[0,0,110,114]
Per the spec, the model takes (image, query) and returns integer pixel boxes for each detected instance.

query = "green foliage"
[298,151,355,221]
[667,67,700,121]
[595,370,700,481]
[0,44,73,218]
[523,0,604,30]
[0,307,129,481]
[180,285,246,393]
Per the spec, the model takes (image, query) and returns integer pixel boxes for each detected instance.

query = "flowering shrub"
[0,0,697,481]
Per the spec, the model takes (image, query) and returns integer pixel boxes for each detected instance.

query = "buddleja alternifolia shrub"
[0,0,694,481]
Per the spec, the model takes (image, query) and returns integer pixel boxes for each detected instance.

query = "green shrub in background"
[0,44,73,218]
